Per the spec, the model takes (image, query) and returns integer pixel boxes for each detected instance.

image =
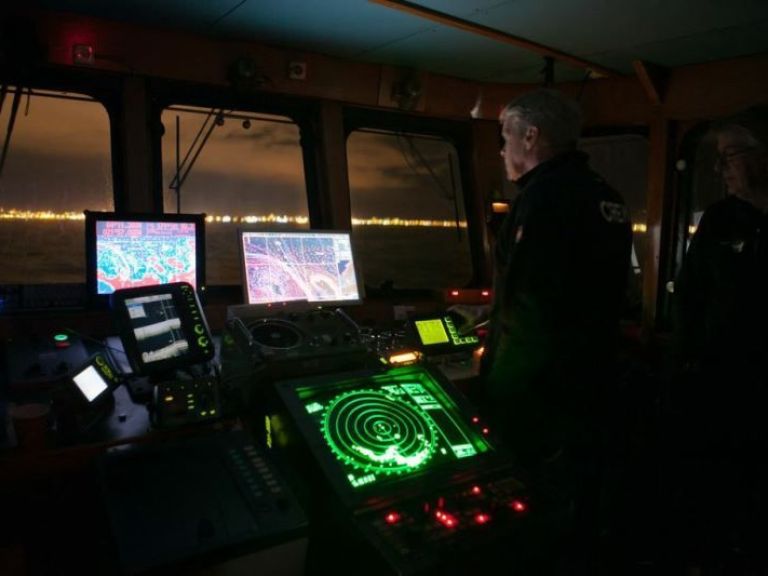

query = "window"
[347,129,471,291]
[579,134,649,320]
[0,87,113,284]
[161,106,308,286]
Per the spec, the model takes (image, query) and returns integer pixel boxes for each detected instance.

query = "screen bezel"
[237,227,364,308]
[110,282,215,376]
[84,211,206,308]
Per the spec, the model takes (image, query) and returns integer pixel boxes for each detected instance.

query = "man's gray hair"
[709,104,768,149]
[501,89,583,153]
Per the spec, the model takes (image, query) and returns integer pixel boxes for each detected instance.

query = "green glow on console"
[306,402,324,414]
[292,365,492,491]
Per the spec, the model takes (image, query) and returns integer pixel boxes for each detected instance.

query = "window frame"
[343,106,482,290]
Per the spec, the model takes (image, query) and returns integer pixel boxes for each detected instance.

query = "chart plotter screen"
[277,365,492,498]
[240,230,362,306]
[85,212,206,297]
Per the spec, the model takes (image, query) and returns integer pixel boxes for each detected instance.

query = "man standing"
[672,105,768,573]
[481,89,632,572]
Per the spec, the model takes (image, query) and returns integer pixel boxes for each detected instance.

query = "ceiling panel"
[30,0,768,83]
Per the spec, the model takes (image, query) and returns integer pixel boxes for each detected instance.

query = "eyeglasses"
[714,147,760,171]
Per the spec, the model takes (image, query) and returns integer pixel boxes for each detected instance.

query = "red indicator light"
[385,511,401,525]
[471,416,480,424]
[435,510,458,528]
[451,290,459,296]
[475,513,491,525]
[481,290,490,297]
[471,485,482,495]
[482,427,490,435]
[510,499,528,513]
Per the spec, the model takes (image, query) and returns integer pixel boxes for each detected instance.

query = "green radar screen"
[294,366,492,490]
[322,389,438,476]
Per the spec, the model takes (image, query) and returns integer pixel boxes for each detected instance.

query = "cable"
[209,0,248,29]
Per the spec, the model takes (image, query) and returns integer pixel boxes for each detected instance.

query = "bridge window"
[161,106,308,286]
[0,87,113,285]
[579,134,649,321]
[347,129,471,291]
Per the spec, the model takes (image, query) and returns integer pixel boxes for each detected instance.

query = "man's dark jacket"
[481,150,632,460]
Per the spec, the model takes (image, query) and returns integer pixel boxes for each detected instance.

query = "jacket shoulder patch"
[599,201,629,224]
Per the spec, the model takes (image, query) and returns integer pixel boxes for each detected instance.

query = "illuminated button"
[435,510,458,528]
[471,485,482,496]
[198,336,209,347]
[482,427,490,435]
[164,395,174,403]
[194,324,205,335]
[471,416,480,424]
[510,499,528,514]
[53,333,70,348]
[384,511,401,525]
[474,513,491,525]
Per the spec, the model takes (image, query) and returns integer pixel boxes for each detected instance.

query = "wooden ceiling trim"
[369,0,619,79]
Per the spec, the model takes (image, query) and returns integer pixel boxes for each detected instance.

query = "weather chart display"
[241,231,360,305]
[284,366,492,493]
[96,221,198,294]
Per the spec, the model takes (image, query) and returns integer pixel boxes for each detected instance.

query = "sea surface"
[0,220,474,291]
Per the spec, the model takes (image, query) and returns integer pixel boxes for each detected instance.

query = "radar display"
[286,365,492,491]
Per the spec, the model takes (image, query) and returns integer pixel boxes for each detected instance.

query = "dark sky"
[0,95,464,221]
[1,90,651,224]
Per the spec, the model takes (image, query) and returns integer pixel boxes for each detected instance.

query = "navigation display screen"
[276,365,492,498]
[111,282,215,375]
[95,220,198,294]
[414,319,450,346]
[73,364,110,402]
[124,292,188,365]
[240,230,361,306]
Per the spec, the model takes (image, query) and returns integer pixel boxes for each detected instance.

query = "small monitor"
[411,315,480,355]
[111,282,215,376]
[71,352,118,405]
[239,229,363,306]
[73,365,109,402]
[85,211,206,305]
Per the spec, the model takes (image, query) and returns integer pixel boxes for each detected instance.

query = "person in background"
[672,105,768,574]
[480,88,632,573]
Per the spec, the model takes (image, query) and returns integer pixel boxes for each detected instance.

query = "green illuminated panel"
[443,316,480,346]
[415,319,450,346]
[293,366,491,491]
[322,389,437,475]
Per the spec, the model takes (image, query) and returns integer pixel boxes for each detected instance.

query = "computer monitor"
[275,365,494,507]
[239,229,363,306]
[110,282,215,376]
[85,211,206,305]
